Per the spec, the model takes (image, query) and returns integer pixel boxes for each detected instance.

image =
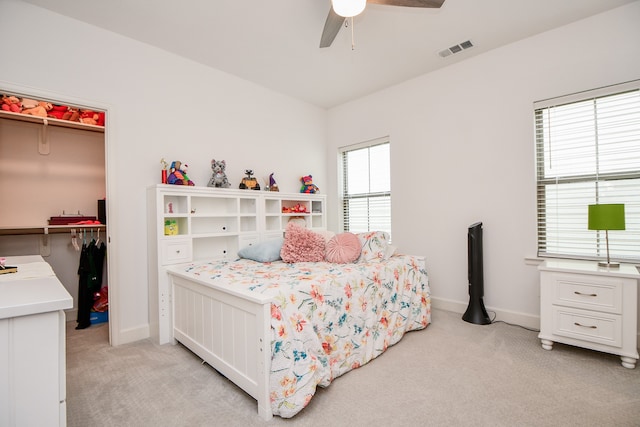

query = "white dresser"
[538,259,639,368]
[0,255,73,426]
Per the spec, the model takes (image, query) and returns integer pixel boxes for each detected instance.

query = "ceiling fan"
[320,0,446,48]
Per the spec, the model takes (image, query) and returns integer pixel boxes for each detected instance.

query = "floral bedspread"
[181,254,430,418]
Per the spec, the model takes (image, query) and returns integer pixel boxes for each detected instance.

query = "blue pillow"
[238,238,284,262]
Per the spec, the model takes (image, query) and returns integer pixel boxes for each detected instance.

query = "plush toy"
[79,110,99,125]
[282,203,307,213]
[167,161,194,186]
[20,98,38,109]
[62,107,80,122]
[47,104,68,119]
[207,159,231,188]
[78,110,105,126]
[21,101,52,118]
[1,95,22,113]
[300,175,319,193]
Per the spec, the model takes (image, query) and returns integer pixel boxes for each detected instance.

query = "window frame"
[338,138,391,237]
[534,80,640,263]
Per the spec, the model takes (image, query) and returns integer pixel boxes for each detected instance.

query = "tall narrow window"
[534,80,640,262]
[340,139,391,237]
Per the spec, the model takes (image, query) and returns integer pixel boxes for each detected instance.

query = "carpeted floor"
[66,308,640,426]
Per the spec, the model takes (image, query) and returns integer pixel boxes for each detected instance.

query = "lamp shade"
[588,204,626,231]
[332,0,366,17]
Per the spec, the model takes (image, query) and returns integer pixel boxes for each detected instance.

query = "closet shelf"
[0,224,106,236]
[0,110,104,133]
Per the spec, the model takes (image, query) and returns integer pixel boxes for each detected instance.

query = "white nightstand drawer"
[552,306,622,348]
[161,239,192,265]
[554,275,622,314]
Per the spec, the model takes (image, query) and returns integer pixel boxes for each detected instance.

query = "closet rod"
[0,224,106,236]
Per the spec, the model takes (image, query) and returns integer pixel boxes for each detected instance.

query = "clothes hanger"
[71,228,80,251]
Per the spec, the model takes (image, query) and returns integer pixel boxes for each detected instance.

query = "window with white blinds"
[534,80,640,262]
[340,140,391,237]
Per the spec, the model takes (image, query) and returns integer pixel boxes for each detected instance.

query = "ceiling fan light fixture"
[332,0,366,18]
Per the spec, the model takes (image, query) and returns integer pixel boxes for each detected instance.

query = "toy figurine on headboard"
[239,170,260,190]
[207,159,231,188]
[268,173,279,192]
[300,175,319,193]
[167,161,195,186]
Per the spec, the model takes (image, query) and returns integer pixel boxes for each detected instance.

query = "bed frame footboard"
[169,273,273,420]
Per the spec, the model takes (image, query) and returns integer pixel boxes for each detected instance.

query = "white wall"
[0,0,327,344]
[326,2,640,327]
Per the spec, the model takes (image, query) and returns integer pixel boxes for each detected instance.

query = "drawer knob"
[574,291,597,297]
[574,322,597,329]
[176,250,181,254]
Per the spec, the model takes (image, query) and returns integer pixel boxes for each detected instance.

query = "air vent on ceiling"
[438,40,474,58]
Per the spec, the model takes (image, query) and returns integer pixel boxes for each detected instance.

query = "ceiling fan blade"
[319,8,346,48]
[366,0,445,7]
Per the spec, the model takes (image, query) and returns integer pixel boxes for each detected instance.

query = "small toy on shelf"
[267,173,279,192]
[1,95,22,113]
[62,107,80,122]
[79,110,98,125]
[167,160,195,186]
[207,159,231,188]
[282,203,307,214]
[160,158,168,184]
[47,104,68,119]
[239,169,260,190]
[21,101,52,118]
[300,175,319,193]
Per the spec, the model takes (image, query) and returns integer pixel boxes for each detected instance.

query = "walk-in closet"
[0,90,109,340]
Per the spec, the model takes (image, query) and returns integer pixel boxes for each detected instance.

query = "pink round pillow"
[325,232,361,264]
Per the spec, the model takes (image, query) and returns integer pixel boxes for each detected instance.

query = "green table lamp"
[588,204,625,268]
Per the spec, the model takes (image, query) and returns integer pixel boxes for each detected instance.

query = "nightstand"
[538,259,639,369]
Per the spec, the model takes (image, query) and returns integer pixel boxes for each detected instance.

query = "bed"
[165,229,430,420]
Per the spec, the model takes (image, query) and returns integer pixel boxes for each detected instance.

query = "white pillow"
[357,231,391,262]
[238,238,284,262]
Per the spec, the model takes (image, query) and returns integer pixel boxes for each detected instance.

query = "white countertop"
[0,255,73,319]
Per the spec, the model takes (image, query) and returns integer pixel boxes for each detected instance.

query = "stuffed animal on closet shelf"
[21,101,52,118]
[167,161,195,186]
[300,175,319,193]
[47,104,68,119]
[1,95,22,113]
[207,159,231,188]
[79,110,99,125]
[79,110,105,126]
[63,107,80,122]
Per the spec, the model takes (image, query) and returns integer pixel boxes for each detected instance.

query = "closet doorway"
[0,85,113,344]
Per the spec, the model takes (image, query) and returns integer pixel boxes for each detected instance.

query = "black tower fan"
[462,222,491,324]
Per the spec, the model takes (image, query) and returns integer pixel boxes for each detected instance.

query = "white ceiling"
[20,0,636,108]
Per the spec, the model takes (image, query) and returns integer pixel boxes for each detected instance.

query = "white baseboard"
[431,296,540,331]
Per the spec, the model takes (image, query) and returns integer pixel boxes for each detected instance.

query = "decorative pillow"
[315,229,336,245]
[357,231,391,262]
[287,216,307,228]
[238,238,284,262]
[280,223,326,263]
[385,244,398,259]
[325,232,361,264]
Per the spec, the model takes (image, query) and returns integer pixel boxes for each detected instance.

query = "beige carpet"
[66,308,640,426]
